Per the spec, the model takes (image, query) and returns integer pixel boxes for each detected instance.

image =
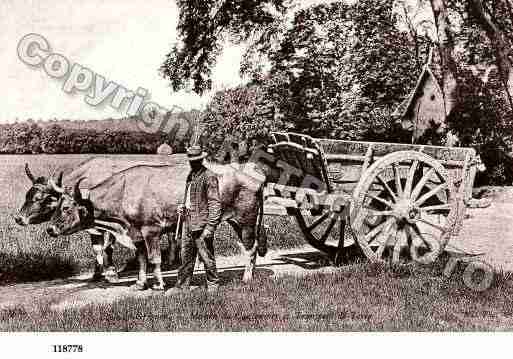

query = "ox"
[14,158,176,282]
[47,159,267,290]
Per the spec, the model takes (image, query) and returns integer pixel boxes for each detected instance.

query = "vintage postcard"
[1,0,513,353]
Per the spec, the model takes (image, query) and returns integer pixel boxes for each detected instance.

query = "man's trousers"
[175,217,219,289]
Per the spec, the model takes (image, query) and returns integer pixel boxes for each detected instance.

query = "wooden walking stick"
[175,211,183,243]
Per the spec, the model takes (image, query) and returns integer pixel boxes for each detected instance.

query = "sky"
[0,0,245,123]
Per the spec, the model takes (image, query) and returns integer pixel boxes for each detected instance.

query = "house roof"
[393,64,444,119]
[393,47,445,120]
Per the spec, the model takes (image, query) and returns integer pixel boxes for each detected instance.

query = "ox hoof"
[257,229,268,257]
[152,283,165,291]
[89,272,104,283]
[131,281,148,291]
[257,244,267,257]
[104,271,120,284]
[165,287,184,296]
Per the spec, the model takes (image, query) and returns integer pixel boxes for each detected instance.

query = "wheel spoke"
[364,218,391,243]
[407,225,441,264]
[366,217,395,244]
[392,163,403,198]
[308,212,330,231]
[393,229,407,263]
[338,219,346,251]
[374,220,395,259]
[319,216,338,244]
[415,217,447,233]
[420,203,451,213]
[367,193,394,208]
[405,225,421,248]
[364,208,394,217]
[404,160,419,197]
[376,174,398,202]
[411,168,436,201]
[415,183,447,206]
[407,225,427,249]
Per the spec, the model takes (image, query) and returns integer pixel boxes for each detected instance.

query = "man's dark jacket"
[184,166,222,235]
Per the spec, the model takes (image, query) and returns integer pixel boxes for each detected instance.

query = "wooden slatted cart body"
[264,132,482,265]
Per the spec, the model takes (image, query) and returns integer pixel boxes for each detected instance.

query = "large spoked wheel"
[351,151,457,265]
[291,198,351,263]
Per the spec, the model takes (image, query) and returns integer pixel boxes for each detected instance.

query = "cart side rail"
[269,132,480,204]
[318,138,475,162]
[317,137,479,203]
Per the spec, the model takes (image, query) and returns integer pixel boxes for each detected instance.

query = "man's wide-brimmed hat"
[186,145,208,161]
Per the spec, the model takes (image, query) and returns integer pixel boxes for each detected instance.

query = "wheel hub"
[408,208,419,220]
[392,199,419,223]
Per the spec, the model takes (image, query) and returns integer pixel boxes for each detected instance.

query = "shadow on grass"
[277,251,331,269]
[30,266,276,299]
[0,251,79,285]
[277,244,365,269]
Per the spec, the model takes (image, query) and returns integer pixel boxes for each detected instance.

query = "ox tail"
[256,185,267,257]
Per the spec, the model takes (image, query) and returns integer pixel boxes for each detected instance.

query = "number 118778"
[52,345,83,353]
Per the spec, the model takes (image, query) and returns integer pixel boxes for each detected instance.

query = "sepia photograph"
[1,0,513,350]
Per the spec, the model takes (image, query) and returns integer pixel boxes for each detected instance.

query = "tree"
[261,0,423,140]
[469,0,513,109]
[264,2,357,137]
[40,124,65,154]
[423,0,513,183]
[396,0,435,69]
[202,83,287,158]
[160,0,288,95]
[165,0,426,141]
[429,0,460,116]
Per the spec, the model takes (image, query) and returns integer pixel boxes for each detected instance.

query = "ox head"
[15,164,64,226]
[47,179,95,237]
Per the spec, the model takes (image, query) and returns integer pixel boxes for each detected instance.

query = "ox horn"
[56,171,64,188]
[49,178,65,194]
[25,163,36,183]
[74,178,86,202]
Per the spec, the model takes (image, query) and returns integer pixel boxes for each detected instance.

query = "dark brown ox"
[15,158,173,282]
[47,158,267,290]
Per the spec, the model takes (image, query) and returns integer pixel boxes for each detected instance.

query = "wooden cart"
[264,132,482,265]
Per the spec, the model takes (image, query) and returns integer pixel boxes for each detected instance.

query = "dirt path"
[450,201,513,271]
[1,188,512,312]
[0,246,337,311]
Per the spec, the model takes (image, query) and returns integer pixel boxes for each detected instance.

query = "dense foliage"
[199,0,421,157]
[160,0,288,95]
[444,0,513,184]
[202,83,286,157]
[165,0,512,184]
[0,120,188,155]
[265,0,422,140]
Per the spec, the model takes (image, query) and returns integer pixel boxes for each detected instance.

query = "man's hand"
[200,228,214,242]
[177,204,185,216]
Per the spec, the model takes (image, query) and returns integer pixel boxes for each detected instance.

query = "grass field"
[3,155,513,331]
[0,154,304,284]
[1,260,513,331]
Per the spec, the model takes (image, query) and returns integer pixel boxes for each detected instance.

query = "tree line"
[0,121,187,155]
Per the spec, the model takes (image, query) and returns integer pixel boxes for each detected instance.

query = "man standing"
[168,145,222,293]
